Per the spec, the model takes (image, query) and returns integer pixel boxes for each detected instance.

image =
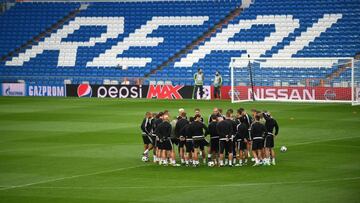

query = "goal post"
[230,57,357,104]
[352,59,360,106]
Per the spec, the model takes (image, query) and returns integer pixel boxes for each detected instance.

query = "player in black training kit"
[216,111,235,167]
[235,116,248,166]
[155,114,178,166]
[140,112,153,161]
[250,114,267,166]
[188,114,208,167]
[152,112,164,163]
[175,112,189,165]
[193,108,208,163]
[183,117,194,166]
[208,114,220,165]
[263,112,279,165]
[238,108,253,161]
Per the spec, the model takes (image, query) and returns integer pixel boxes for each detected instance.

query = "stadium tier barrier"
[2,82,360,104]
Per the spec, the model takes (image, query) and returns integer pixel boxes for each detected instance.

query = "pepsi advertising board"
[66,84,211,100]
[66,84,145,98]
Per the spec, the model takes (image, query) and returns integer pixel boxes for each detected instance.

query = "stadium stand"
[0,0,359,87]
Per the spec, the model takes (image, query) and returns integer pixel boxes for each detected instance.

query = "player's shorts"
[210,138,219,153]
[264,134,274,148]
[171,137,179,146]
[194,138,208,149]
[236,140,247,151]
[151,135,157,147]
[219,139,233,154]
[252,138,264,150]
[232,140,236,155]
[156,139,162,149]
[185,139,194,153]
[159,139,173,151]
[179,139,186,148]
[142,135,152,145]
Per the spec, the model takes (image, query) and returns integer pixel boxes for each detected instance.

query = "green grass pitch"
[0,97,359,203]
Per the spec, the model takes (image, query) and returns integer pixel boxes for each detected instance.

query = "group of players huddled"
[140,107,279,167]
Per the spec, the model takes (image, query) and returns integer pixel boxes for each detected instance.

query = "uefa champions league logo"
[197,86,211,100]
[228,89,241,100]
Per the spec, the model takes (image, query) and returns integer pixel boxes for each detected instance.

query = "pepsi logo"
[77,84,92,97]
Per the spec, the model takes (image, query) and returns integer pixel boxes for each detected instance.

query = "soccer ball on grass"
[280,146,287,152]
[208,161,215,167]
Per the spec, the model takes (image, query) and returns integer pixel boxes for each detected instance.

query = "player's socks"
[144,149,149,155]
[253,158,260,166]
[229,159,233,166]
[203,159,206,164]
[225,159,228,166]
[235,159,242,167]
[272,158,276,165]
[181,159,185,164]
[207,154,211,162]
[219,160,224,167]
[153,155,157,163]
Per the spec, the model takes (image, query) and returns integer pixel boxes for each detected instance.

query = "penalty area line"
[7,177,360,190]
[0,164,149,191]
[286,135,360,147]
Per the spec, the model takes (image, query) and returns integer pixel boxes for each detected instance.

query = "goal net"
[230,57,357,104]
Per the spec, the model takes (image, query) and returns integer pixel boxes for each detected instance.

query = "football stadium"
[0,0,360,202]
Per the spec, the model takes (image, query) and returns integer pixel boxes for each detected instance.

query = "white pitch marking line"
[0,164,148,191]
[1,136,359,191]
[285,135,360,147]
[5,177,360,190]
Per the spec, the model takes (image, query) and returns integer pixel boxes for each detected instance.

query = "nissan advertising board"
[219,86,352,101]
